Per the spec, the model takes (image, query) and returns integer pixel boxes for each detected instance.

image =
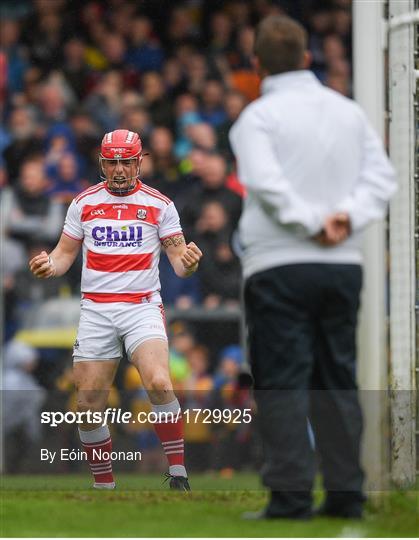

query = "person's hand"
[29,250,56,278]
[181,242,203,273]
[313,212,351,246]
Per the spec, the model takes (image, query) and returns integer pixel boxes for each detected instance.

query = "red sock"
[152,399,187,476]
[79,426,114,485]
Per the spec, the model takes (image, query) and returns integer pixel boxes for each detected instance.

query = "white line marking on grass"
[339,525,366,537]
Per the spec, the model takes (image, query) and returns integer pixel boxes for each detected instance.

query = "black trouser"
[244,263,364,513]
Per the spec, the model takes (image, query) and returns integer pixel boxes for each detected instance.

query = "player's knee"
[149,374,172,394]
[76,391,105,413]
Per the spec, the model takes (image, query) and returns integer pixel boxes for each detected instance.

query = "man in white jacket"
[229,15,397,520]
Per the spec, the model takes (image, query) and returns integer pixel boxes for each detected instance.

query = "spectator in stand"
[332,4,352,53]
[44,123,78,185]
[149,127,187,200]
[0,50,7,114]
[323,33,351,96]
[47,152,88,205]
[37,80,73,128]
[121,105,152,147]
[83,21,110,72]
[85,70,123,132]
[230,26,255,71]
[1,236,26,340]
[174,107,201,160]
[173,42,197,74]
[194,200,241,308]
[187,122,218,154]
[199,79,227,128]
[253,0,285,18]
[225,0,251,28]
[183,344,213,471]
[0,164,7,189]
[141,71,173,129]
[108,1,136,41]
[20,66,43,109]
[179,153,242,240]
[323,32,347,64]
[325,60,351,96]
[26,10,65,71]
[173,146,207,205]
[62,37,90,101]
[213,345,244,391]
[186,53,209,96]
[100,33,127,71]
[120,89,144,116]
[211,345,253,473]
[3,107,43,184]
[68,109,101,182]
[167,5,200,48]
[162,57,188,99]
[125,16,165,73]
[150,127,177,177]
[306,6,334,81]
[167,323,195,385]
[184,345,213,395]
[0,18,28,97]
[175,92,200,121]
[208,11,234,57]
[2,155,62,247]
[228,27,260,102]
[0,124,11,168]
[216,90,248,159]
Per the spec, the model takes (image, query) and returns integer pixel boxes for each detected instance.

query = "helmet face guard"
[99,154,142,194]
[99,130,143,194]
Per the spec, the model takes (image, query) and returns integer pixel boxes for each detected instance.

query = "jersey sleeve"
[62,200,84,240]
[159,202,183,241]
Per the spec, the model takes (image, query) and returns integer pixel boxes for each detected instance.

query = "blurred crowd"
[1,0,352,474]
[1,0,352,337]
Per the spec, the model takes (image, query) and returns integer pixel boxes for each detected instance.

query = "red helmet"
[99,129,143,193]
[100,129,142,159]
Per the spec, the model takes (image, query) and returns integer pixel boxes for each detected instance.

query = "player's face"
[102,157,139,192]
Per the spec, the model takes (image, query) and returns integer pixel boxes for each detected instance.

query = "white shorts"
[73,299,167,362]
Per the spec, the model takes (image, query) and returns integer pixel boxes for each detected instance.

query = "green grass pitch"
[1,473,417,537]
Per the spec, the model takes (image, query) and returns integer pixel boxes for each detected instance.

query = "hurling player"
[30,129,202,491]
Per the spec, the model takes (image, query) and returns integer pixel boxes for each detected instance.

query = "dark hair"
[254,15,308,75]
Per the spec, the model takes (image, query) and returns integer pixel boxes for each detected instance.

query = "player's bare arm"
[29,233,82,278]
[162,234,203,278]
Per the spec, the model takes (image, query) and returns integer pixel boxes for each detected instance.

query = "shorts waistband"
[82,291,154,304]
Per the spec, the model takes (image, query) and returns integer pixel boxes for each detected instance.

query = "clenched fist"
[181,242,202,272]
[29,250,56,278]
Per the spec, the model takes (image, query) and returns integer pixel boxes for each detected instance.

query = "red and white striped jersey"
[63,180,182,303]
